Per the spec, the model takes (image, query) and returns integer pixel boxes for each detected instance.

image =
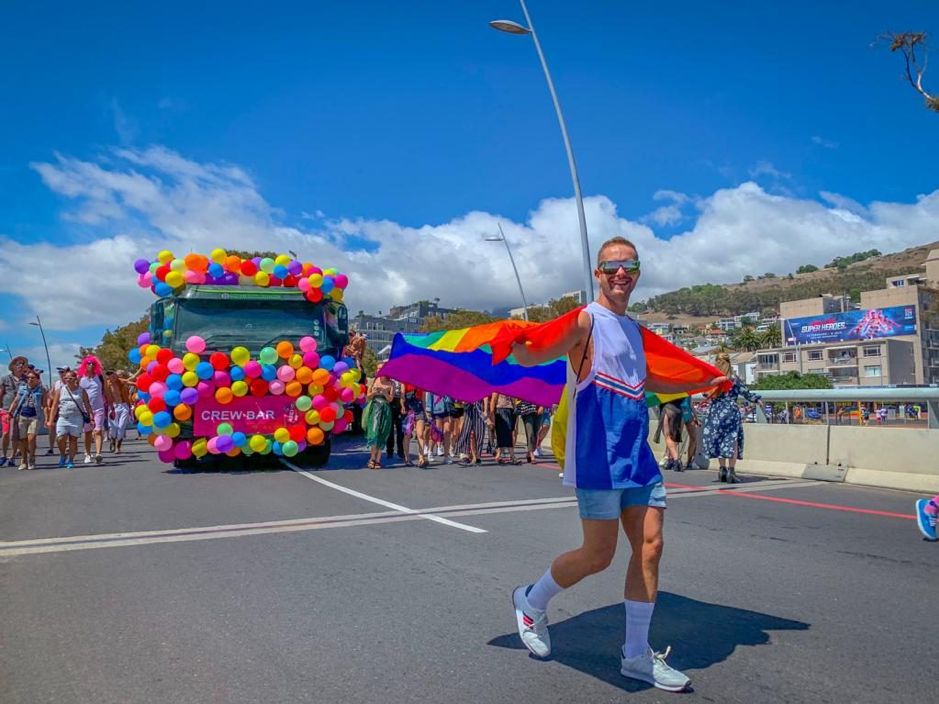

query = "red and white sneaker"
[512,586,551,658]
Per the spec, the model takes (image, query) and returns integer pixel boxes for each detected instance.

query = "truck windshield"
[174,299,326,354]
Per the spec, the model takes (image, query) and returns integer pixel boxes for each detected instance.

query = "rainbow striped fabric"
[381,330,566,407]
[380,307,723,407]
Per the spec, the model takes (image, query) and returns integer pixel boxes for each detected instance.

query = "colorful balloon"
[259,347,278,365]
[186,336,206,354]
[231,346,250,367]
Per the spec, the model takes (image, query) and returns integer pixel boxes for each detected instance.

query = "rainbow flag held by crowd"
[380,307,727,408]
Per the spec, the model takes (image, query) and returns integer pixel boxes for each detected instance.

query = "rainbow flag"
[382,331,566,407]
[380,307,725,408]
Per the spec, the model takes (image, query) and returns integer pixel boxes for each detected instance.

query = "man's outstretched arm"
[510,310,592,368]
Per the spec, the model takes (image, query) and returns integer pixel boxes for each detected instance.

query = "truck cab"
[150,285,348,359]
[149,285,350,466]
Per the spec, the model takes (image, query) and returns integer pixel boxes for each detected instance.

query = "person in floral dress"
[702,354,762,483]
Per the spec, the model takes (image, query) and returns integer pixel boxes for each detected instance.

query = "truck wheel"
[173,456,200,471]
[304,437,331,468]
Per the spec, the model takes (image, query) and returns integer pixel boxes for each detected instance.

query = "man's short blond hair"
[596,237,638,265]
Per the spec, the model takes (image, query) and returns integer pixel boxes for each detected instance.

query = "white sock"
[525,568,564,611]
[623,599,655,659]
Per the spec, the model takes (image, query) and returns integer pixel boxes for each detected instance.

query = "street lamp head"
[483,236,504,242]
[489,19,531,35]
[28,322,39,327]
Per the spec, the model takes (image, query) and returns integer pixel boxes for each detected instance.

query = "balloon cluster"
[134,249,349,303]
[129,332,364,464]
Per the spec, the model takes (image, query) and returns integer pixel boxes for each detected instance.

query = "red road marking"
[532,465,914,521]
[719,490,915,519]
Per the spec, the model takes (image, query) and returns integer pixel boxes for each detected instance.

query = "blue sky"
[2,1,939,370]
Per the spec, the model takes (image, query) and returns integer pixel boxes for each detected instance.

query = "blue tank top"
[562,303,660,490]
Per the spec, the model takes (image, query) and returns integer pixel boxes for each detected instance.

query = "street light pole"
[29,317,53,389]
[486,223,530,321]
[490,1,594,302]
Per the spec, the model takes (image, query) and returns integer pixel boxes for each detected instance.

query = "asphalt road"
[0,436,935,704]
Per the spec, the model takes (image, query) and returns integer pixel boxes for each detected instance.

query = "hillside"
[633,240,939,318]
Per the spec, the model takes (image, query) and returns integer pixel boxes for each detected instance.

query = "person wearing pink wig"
[78,355,107,465]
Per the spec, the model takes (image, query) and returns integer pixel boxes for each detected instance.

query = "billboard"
[784,305,917,345]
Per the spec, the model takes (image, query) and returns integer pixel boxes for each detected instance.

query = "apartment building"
[349,314,422,358]
[755,338,916,387]
[757,249,939,386]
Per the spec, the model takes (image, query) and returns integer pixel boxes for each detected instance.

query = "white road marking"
[281,460,487,534]
[0,497,579,557]
[0,477,827,558]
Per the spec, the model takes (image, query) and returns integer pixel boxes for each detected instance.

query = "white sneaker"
[445,456,454,464]
[84,454,93,464]
[18,463,28,471]
[533,448,541,458]
[436,446,444,457]
[512,586,551,658]
[621,646,691,692]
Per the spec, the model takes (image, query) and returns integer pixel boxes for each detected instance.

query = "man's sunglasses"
[598,259,641,275]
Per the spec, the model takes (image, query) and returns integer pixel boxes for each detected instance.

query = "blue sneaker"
[916,500,938,541]
[66,460,74,469]
[58,456,67,468]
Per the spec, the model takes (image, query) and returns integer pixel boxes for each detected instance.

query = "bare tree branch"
[880,31,939,114]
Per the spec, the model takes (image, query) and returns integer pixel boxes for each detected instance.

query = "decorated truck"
[128,249,364,469]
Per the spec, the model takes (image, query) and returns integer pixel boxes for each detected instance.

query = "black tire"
[173,455,200,470]
[304,437,331,468]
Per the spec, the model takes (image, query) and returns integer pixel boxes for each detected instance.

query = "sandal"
[404,458,414,466]
[367,460,377,469]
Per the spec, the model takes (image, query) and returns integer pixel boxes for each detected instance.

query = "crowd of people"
[0,354,138,470]
[360,361,553,470]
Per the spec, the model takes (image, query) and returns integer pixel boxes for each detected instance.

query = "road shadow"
[488,592,809,692]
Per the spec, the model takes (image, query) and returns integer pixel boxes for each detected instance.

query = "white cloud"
[812,135,839,149]
[109,99,139,146]
[1,147,938,343]
[749,161,792,181]
[643,190,692,226]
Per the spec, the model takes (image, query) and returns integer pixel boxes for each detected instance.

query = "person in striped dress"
[508,237,726,692]
[455,397,487,466]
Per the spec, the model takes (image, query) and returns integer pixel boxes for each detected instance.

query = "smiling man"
[509,236,725,692]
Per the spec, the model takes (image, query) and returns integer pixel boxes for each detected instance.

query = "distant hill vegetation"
[630,243,937,318]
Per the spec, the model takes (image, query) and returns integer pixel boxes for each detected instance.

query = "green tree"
[420,310,497,332]
[229,250,279,260]
[526,295,582,323]
[760,325,782,348]
[742,275,754,283]
[77,313,151,371]
[731,326,761,351]
[361,346,378,378]
[796,264,819,274]
[753,372,833,390]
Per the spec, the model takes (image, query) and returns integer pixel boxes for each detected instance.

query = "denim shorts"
[575,482,667,520]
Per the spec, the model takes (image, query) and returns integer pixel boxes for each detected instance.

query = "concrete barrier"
[829,426,939,493]
[542,411,939,494]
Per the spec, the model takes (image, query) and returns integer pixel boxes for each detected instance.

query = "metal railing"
[752,387,939,429]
